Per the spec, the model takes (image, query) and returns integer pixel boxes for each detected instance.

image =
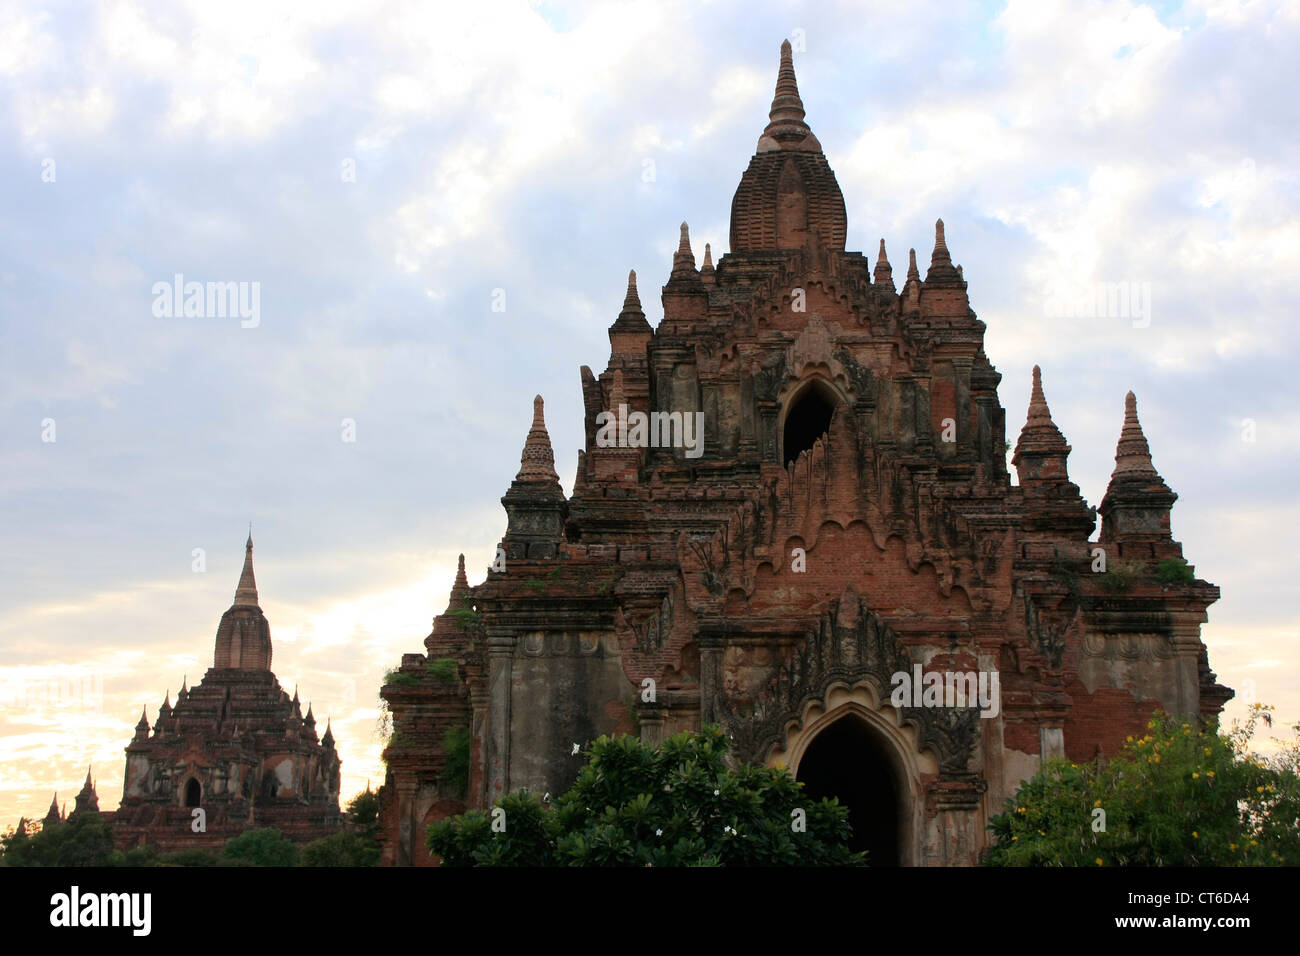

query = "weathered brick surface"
[377,41,1231,867]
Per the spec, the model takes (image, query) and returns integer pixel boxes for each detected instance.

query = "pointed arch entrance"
[796,713,900,864]
[772,686,932,867]
[184,778,201,808]
[781,379,840,467]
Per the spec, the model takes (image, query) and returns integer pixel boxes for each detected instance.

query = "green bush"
[428,726,865,867]
[442,725,471,796]
[983,706,1300,866]
[300,832,379,867]
[425,657,459,683]
[220,827,298,867]
[1156,557,1196,584]
[0,813,116,867]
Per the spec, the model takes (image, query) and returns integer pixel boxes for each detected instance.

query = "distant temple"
[376,41,1232,865]
[42,536,345,853]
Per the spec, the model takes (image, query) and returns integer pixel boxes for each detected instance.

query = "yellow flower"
[1257,786,1265,793]
[1152,754,1161,763]
[1093,799,1102,808]
[1229,843,1237,851]
[1204,748,1212,756]
[1250,840,1258,847]
[1207,771,1215,778]
[1192,773,1199,779]
[1095,858,1104,866]
[1038,830,1045,836]
[1012,836,1018,841]
[1192,831,1198,838]
[1126,735,1134,743]
[1017,807,1026,814]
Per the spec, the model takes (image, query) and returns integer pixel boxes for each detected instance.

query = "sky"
[1,0,1297,828]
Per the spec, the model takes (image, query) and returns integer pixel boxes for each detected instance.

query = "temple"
[376,41,1231,865]
[103,536,344,853]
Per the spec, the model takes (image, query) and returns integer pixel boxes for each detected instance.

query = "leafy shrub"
[983,706,1300,866]
[220,827,298,867]
[442,726,471,796]
[428,726,865,867]
[1155,557,1196,584]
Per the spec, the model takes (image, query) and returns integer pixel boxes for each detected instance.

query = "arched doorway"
[782,382,837,467]
[184,778,201,808]
[796,714,901,865]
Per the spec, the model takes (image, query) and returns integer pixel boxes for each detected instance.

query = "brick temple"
[102,536,344,853]
[377,41,1232,866]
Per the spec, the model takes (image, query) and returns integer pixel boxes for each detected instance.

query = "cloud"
[0,0,1296,825]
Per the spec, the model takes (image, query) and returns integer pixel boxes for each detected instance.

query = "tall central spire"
[732,40,843,252]
[233,533,259,607]
[761,39,811,147]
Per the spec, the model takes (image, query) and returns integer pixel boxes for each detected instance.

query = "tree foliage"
[983,706,1300,866]
[300,831,380,867]
[219,827,298,867]
[428,726,866,867]
[0,813,116,867]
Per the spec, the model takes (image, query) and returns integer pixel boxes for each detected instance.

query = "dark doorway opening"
[796,715,901,865]
[782,386,836,467]
[185,778,201,808]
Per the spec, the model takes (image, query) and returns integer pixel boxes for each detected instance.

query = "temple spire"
[622,270,642,313]
[907,248,920,282]
[233,533,259,607]
[761,39,812,146]
[514,395,561,484]
[874,238,893,288]
[701,243,715,282]
[1110,391,1159,480]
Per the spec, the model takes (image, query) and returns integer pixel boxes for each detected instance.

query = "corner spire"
[1111,391,1159,480]
[874,238,894,288]
[1100,391,1179,551]
[907,248,920,283]
[701,242,715,274]
[233,534,259,608]
[671,222,697,275]
[622,270,641,313]
[925,218,963,284]
[515,395,561,484]
[761,39,812,147]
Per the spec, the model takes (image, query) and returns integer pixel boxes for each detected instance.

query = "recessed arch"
[797,712,900,863]
[184,778,201,808]
[780,377,843,467]
[770,684,936,867]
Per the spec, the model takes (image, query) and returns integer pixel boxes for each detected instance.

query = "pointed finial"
[622,270,642,312]
[84,766,93,788]
[1111,391,1159,479]
[702,243,714,272]
[762,40,811,145]
[232,533,259,608]
[292,684,299,704]
[924,219,962,283]
[907,248,920,282]
[515,395,560,483]
[305,703,315,725]
[453,553,468,591]
[874,238,893,287]
[668,222,700,282]
[1027,365,1051,425]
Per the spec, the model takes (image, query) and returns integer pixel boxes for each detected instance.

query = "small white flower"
[713,789,720,796]
[571,743,580,756]
[655,828,663,837]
